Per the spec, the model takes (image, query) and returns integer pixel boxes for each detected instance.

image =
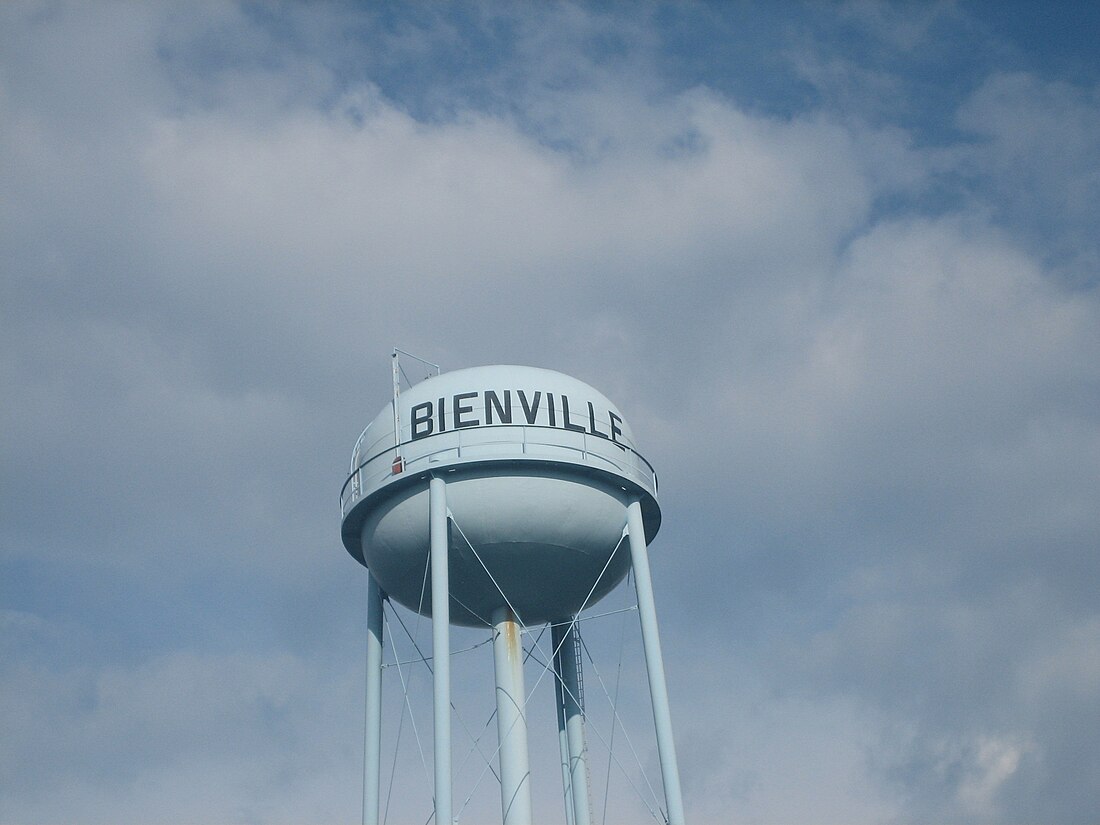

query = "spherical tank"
[340,365,660,627]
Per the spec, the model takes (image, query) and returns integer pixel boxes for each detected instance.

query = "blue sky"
[2,2,1099,823]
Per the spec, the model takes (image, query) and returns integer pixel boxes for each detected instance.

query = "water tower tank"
[340,364,661,626]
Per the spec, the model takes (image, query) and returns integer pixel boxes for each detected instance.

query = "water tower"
[340,358,684,824]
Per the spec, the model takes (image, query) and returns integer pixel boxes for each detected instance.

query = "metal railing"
[341,423,658,518]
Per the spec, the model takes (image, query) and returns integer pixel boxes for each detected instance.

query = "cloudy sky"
[3,2,1099,823]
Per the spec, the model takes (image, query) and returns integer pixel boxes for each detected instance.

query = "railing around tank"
[340,424,658,518]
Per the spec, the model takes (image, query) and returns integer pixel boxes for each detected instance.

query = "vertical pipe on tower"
[492,606,533,825]
[364,571,384,825]
[553,620,592,825]
[429,477,452,823]
[626,500,685,825]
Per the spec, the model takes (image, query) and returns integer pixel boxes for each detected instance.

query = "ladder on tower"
[573,624,586,715]
[573,624,594,825]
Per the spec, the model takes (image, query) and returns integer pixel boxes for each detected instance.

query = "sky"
[2,1,1099,823]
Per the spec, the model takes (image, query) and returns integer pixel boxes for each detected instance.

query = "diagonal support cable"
[446,512,664,823]
[449,516,529,630]
[602,602,628,825]
[383,601,433,818]
[389,600,501,788]
[449,518,635,816]
[581,631,665,820]
[524,626,664,824]
[521,532,627,705]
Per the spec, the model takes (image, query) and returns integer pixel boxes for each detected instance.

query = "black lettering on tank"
[437,397,447,432]
[609,411,625,449]
[561,395,585,432]
[485,390,512,425]
[546,393,557,427]
[588,401,609,438]
[518,390,541,424]
[411,401,434,440]
[453,391,479,428]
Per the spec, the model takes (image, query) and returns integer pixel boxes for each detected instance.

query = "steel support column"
[363,571,384,825]
[626,500,685,825]
[553,620,592,825]
[492,606,532,825]
[429,477,452,824]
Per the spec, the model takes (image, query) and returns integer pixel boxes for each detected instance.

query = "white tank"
[340,365,660,627]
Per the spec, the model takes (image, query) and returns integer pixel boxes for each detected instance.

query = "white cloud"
[956,735,1032,817]
[1,644,362,825]
[957,72,1100,282]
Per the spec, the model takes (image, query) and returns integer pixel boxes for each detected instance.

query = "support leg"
[364,572,384,825]
[430,477,451,824]
[553,620,592,825]
[492,606,532,825]
[626,500,685,825]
